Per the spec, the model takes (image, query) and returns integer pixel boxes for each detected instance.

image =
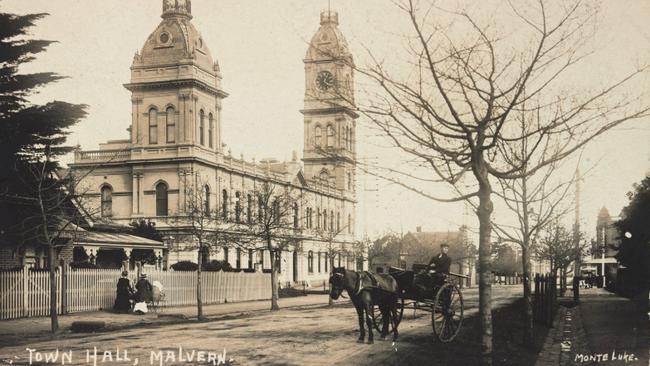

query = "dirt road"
[0,286,521,366]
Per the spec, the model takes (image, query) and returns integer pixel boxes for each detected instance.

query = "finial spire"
[162,0,192,19]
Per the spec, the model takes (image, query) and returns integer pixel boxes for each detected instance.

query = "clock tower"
[302,10,357,195]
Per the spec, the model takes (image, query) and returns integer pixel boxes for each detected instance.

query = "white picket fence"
[0,267,271,320]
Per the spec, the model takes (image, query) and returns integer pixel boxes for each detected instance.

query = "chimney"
[416,226,422,233]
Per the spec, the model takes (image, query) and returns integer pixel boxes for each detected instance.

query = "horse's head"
[329,267,347,300]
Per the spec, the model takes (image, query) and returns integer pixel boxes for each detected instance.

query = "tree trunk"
[477,180,494,365]
[269,240,279,311]
[521,245,534,347]
[328,253,334,306]
[49,246,58,333]
[197,245,203,320]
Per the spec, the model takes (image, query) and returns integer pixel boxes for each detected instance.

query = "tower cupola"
[162,0,192,19]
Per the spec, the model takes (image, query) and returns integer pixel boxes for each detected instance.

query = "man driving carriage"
[427,243,451,275]
[413,243,452,298]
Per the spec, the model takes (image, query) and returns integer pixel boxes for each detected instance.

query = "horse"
[329,267,400,344]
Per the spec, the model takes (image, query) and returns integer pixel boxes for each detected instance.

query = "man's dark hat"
[440,243,450,248]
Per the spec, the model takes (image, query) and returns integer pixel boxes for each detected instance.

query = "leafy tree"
[535,222,588,295]
[614,176,650,309]
[129,219,164,242]
[0,11,87,333]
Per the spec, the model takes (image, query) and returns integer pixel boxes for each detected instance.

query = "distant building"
[582,206,619,288]
[401,226,476,286]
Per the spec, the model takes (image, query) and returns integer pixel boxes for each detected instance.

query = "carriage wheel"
[371,297,404,333]
[431,283,463,342]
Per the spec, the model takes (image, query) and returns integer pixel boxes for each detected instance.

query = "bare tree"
[8,146,102,333]
[535,221,589,296]
[176,176,220,320]
[235,181,302,311]
[343,1,649,361]
[315,223,352,306]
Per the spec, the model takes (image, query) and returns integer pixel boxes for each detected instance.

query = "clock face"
[316,71,336,91]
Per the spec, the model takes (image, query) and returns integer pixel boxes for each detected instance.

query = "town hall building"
[69,0,363,286]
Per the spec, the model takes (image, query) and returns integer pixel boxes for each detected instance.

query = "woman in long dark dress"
[113,271,133,313]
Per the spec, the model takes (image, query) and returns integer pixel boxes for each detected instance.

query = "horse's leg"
[390,296,399,341]
[380,301,389,340]
[354,298,365,343]
[363,292,374,344]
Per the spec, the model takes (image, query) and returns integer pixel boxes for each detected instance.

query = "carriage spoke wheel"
[371,297,404,334]
[432,283,463,342]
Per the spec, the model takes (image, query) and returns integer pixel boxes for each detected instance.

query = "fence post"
[60,261,67,315]
[22,266,29,317]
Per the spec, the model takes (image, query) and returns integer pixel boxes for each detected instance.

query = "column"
[137,173,144,215]
[178,170,186,213]
[179,93,189,142]
[132,173,139,215]
[131,97,142,144]
[123,248,132,271]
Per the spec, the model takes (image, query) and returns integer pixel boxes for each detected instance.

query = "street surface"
[0,286,521,366]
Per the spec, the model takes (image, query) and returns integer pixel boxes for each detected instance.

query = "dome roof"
[134,0,216,74]
[305,11,352,62]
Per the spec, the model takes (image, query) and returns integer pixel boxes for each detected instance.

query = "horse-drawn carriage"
[371,265,466,342]
[329,264,466,344]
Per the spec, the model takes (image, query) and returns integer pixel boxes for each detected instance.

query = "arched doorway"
[293,251,298,283]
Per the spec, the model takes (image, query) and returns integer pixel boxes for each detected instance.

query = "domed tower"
[302,10,357,195]
[125,0,227,157]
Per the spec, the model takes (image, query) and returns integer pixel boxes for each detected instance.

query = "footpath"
[535,287,649,366]
[0,294,336,347]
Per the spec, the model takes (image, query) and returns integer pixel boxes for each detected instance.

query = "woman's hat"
[140,273,147,278]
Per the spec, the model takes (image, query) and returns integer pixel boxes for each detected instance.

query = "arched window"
[223,247,229,264]
[343,126,348,149]
[155,182,168,216]
[336,212,340,232]
[236,248,241,269]
[317,252,322,273]
[293,202,299,228]
[326,125,335,147]
[323,210,327,231]
[235,191,241,223]
[258,195,264,223]
[317,208,321,229]
[330,210,334,231]
[166,107,175,143]
[100,185,112,217]
[314,126,322,147]
[248,249,254,269]
[208,113,214,148]
[325,253,329,272]
[222,189,228,220]
[347,172,352,190]
[199,110,205,146]
[273,199,281,224]
[275,250,282,273]
[347,128,352,149]
[348,214,352,234]
[148,108,158,144]
[307,208,312,228]
[247,194,252,223]
[204,185,210,215]
[338,253,342,267]
[308,251,314,273]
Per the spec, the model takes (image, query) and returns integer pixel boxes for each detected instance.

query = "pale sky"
[3,0,650,242]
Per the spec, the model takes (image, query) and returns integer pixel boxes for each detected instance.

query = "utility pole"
[573,167,582,302]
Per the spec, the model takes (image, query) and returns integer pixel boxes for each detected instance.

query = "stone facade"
[69,1,363,286]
